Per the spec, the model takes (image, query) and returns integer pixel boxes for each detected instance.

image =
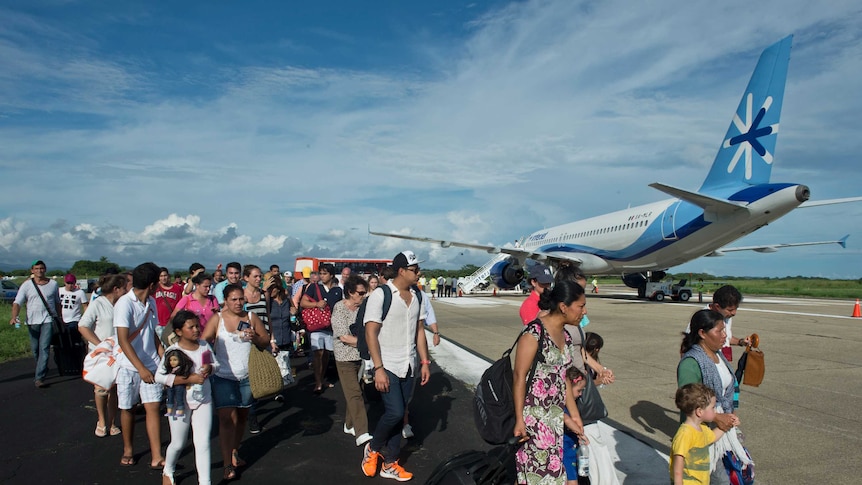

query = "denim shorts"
[211,375,253,409]
[309,330,333,351]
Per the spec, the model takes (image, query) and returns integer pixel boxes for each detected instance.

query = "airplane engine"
[622,271,666,298]
[621,273,648,289]
[489,260,525,289]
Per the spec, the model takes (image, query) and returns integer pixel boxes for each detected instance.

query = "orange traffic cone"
[852,299,861,318]
[493,288,497,297]
[458,289,462,297]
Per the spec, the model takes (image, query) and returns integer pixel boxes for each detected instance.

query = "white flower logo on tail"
[723,93,779,180]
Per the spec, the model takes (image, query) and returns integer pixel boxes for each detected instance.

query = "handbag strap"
[31,278,61,324]
[576,325,591,375]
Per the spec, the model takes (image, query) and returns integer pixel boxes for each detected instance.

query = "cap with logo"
[528,264,553,284]
[392,250,424,270]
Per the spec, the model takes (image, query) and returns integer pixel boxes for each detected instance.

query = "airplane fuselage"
[519,183,809,274]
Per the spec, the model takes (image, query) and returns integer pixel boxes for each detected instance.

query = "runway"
[429,287,862,485]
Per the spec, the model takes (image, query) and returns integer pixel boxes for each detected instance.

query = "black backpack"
[351,285,423,360]
[473,321,545,445]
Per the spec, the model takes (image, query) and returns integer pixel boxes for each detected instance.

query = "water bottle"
[14,317,21,329]
[577,442,590,477]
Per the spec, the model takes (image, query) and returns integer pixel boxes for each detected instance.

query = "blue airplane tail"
[699,36,793,193]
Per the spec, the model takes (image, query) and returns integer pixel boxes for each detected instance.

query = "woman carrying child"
[156,310,219,485]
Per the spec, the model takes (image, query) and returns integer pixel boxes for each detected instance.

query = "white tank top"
[214,315,251,380]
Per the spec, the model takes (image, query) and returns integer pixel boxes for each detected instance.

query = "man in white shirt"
[114,262,165,468]
[361,251,431,481]
[10,260,63,388]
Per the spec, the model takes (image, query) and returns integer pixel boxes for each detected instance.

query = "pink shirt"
[175,294,219,331]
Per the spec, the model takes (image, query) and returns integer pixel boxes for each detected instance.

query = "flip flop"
[120,455,136,467]
[110,426,122,436]
[224,465,237,480]
[150,459,165,470]
[95,423,107,438]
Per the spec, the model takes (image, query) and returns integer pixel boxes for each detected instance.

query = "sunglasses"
[356,291,368,296]
[405,267,420,273]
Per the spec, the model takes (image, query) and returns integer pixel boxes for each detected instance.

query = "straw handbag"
[248,344,283,399]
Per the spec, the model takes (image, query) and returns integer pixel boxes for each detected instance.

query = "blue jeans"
[28,323,53,381]
[370,368,415,464]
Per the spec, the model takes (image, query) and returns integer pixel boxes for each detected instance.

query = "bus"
[294,257,392,281]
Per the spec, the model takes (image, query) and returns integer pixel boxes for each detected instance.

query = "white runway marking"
[432,297,512,307]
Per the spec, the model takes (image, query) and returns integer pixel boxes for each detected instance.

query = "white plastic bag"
[275,350,294,386]
[82,337,120,388]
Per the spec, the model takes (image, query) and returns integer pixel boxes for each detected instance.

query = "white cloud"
[0,1,860,277]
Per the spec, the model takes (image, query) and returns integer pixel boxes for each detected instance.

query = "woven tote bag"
[248,345,283,399]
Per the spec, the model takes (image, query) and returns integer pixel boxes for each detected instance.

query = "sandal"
[150,459,166,470]
[224,465,237,480]
[110,425,122,436]
[120,455,136,467]
[232,450,247,468]
[95,423,107,438]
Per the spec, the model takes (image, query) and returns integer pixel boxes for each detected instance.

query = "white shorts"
[116,367,164,410]
[309,330,334,351]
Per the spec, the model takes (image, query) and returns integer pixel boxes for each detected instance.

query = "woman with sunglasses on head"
[331,274,373,447]
[267,273,296,402]
[300,263,343,393]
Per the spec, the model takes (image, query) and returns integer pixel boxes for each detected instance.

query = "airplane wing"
[367,229,584,264]
[798,196,862,208]
[705,235,849,256]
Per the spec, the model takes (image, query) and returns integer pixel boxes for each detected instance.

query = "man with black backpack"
[360,250,431,482]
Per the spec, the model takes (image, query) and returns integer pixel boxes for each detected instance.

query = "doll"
[163,349,195,417]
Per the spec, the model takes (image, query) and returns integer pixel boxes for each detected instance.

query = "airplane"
[371,35,861,296]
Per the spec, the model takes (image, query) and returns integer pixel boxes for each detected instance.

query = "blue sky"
[1,0,861,278]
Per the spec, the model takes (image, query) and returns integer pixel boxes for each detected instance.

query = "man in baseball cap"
[519,263,553,325]
[361,249,430,481]
[391,250,423,270]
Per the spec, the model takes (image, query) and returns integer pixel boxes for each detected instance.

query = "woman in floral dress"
[513,280,588,484]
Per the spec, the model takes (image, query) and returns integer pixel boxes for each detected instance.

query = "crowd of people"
[10,256,755,484]
[9,254,443,484]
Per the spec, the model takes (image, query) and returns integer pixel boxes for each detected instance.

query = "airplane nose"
[795,185,810,202]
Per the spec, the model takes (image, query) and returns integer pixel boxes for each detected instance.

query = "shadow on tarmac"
[0,354,491,484]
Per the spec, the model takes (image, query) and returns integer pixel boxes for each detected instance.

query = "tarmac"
[3,286,861,484]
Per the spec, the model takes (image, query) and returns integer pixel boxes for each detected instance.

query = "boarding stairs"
[457,238,525,294]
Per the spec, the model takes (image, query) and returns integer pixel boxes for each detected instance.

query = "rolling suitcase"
[425,437,519,485]
[52,328,86,376]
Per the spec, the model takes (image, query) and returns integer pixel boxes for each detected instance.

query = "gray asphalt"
[431,287,862,485]
[0,351,489,484]
[3,287,860,484]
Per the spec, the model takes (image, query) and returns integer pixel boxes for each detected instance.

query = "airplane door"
[661,201,680,240]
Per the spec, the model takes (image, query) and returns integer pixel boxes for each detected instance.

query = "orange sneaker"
[380,460,413,481]
[361,443,380,477]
